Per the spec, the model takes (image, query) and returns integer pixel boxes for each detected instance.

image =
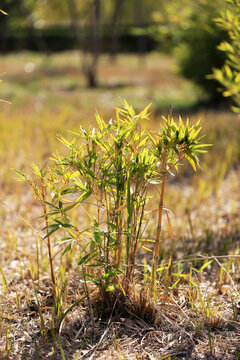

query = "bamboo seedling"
[148,105,211,299]
[15,101,209,319]
[14,167,57,297]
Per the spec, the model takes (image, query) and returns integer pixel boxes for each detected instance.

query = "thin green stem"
[151,105,173,299]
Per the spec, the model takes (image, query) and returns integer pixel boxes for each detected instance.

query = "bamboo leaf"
[0,99,11,104]
[142,245,152,252]
[43,226,59,239]
[140,103,152,118]
[193,260,213,273]
[0,265,7,292]
[54,238,72,246]
[65,229,77,239]
[63,202,79,212]
[42,201,59,209]
[32,164,42,177]
[185,154,197,171]
[62,240,76,256]
[59,295,87,328]
[69,171,80,180]
[13,169,27,181]
[77,254,91,266]
[169,279,180,290]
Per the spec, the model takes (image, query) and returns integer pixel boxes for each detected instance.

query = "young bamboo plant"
[148,106,210,298]
[15,101,210,306]
[47,101,159,290]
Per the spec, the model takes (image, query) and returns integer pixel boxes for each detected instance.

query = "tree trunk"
[68,0,101,88]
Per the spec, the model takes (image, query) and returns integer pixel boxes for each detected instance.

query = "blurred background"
[0,0,239,254]
[0,0,228,99]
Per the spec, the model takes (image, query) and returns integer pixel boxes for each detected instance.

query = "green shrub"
[152,0,228,103]
[212,0,240,111]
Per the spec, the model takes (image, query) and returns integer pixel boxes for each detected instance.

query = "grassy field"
[0,51,240,359]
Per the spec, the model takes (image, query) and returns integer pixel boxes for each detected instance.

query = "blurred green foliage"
[151,0,228,103]
[212,0,240,111]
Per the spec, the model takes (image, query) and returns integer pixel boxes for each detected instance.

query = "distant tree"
[88,0,101,87]
[67,0,101,88]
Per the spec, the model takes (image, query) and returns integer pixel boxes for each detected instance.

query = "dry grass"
[0,51,240,359]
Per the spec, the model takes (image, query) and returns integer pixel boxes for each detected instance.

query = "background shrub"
[152,0,229,103]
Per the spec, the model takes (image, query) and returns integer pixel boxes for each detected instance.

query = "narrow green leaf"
[62,240,76,256]
[0,265,7,292]
[59,295,87,328]
[13,169,27,181]
[193,260,213,273]
[43,226,59,239]
[32,164,42,177]
[169,279,180,290]
[77,254,91,266]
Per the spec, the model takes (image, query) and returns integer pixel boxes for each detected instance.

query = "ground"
[0,51,240,359]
